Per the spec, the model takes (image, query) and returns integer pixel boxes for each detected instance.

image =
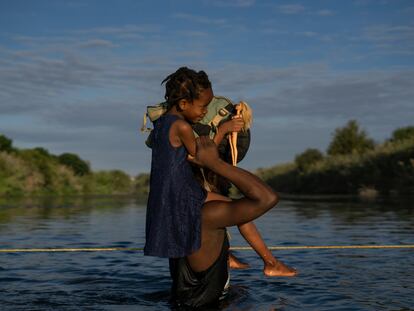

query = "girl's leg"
[205,192,297,275]
[228,252,250,269]
[237,222,297,277]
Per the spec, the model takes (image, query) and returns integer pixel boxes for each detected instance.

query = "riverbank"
[0,147,149,197]
[1,128,413,198]
[256,137,414,196]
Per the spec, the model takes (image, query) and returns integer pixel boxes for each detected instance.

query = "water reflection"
[287,197,414,226]
[0,195,143,226]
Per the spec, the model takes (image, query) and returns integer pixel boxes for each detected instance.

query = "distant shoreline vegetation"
[0,134,149,198]
[256,121,414,197]
[1,120,413,198]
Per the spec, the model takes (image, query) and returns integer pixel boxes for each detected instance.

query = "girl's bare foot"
[228,252,250,269]
[263,260,297,277]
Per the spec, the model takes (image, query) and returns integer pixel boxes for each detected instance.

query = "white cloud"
[316,9,335,16]
[363,25,414,45]
[206,0,255,7]
[77,39,117,49]
[353,0,390,6]
[172,13,228,26]
[72,24,160,36]
[273,4,334,16]
[296,31,318,38]
[277,4,306,14]
[348,24,414,55]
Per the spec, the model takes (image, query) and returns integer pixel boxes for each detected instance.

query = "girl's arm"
[213,116,244,145]
[174,119,197,156]
[173,116,245,157]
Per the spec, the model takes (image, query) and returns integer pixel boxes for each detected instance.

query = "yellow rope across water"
[0,245,413,253]
[234,245,414,250]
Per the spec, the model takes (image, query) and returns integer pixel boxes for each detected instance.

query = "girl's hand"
[219,115,244,134]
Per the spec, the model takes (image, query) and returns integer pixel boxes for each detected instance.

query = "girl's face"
[181,88,214,123]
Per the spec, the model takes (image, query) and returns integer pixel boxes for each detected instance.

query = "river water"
[0,196,413,310]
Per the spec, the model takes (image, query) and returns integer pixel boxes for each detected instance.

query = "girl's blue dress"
[144,114,207,258]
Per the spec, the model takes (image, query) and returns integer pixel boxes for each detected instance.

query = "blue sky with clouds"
[1,0,413,175]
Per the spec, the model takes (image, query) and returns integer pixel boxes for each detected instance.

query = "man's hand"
[188,136,221,168]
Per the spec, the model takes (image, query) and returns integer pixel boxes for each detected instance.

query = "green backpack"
[142,96,250,164]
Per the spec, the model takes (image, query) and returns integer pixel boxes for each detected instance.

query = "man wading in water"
[144,67,296,278]
[169,136,292,308]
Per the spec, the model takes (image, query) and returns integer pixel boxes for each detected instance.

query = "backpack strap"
[140,112,151,132]
[210,103,233,128]
[200,168,212,192]
[207,96,234,130]
[140,102,169,133]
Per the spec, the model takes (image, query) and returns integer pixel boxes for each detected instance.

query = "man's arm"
[192,137,278,229]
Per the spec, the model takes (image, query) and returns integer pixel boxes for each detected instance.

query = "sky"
[0,0,413,175]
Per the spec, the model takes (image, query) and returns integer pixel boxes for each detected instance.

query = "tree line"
[1,121,413,198]
[256,121,414,197]
[0,135,149,198]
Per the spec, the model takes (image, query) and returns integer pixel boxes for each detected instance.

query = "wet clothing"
[144,114,207,258]
[169,232,230,309]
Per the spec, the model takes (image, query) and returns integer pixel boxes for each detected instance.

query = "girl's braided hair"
[161,67,211,110]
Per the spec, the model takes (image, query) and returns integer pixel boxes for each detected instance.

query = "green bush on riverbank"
[256,124,414,195]
[0,134,148,197]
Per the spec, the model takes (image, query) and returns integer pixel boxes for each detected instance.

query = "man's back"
[169,232,230,308]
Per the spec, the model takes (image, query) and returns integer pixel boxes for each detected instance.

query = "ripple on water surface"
[0,197,413,310]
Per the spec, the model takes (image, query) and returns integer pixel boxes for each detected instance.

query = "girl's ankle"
[263,257,278,267]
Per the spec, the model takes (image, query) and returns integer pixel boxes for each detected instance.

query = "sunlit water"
[0,196,413,310]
